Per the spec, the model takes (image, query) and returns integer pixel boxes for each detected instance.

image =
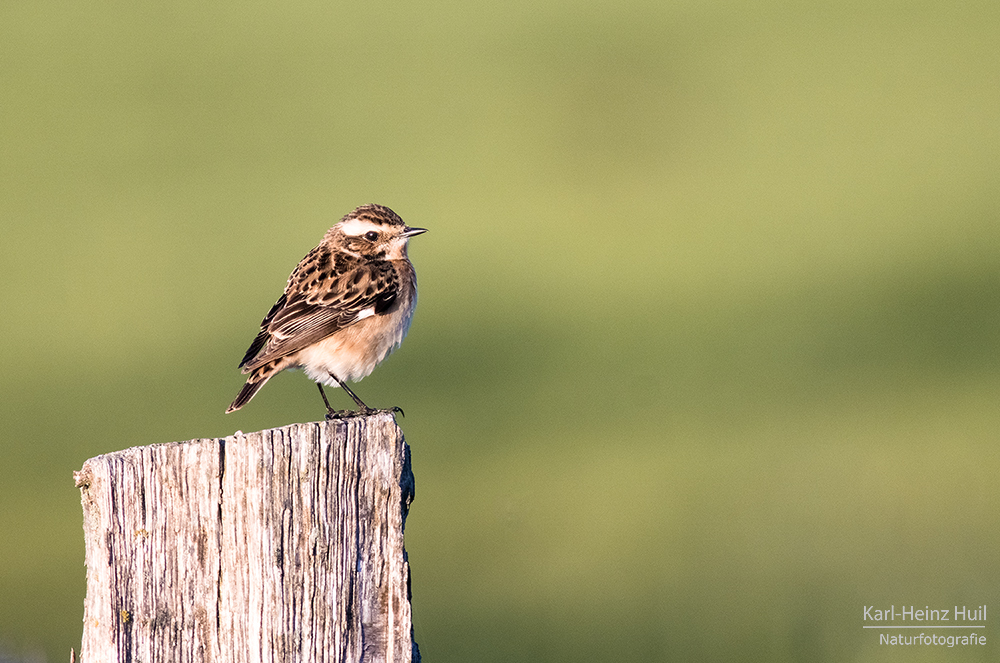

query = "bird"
[226,204,426,418]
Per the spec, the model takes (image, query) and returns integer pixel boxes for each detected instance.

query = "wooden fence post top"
[76,413,418,663]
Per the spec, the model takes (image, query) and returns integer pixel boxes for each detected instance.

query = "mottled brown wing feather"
[237,293,287,369]
[240,261,399,373]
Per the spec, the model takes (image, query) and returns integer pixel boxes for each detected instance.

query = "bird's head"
[326,204,427,260]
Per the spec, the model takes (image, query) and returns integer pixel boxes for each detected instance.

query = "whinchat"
[226,204,426,418]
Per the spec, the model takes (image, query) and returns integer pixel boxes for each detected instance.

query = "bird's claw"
[324,406,404,420]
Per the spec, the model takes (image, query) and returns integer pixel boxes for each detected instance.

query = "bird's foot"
[324,408,353,420]
[324,405,404,420]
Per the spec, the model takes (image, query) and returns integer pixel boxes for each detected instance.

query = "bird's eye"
[364,231,379,241]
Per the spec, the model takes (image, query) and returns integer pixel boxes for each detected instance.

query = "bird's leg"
[332,375,375,414]
[317,383,341,420]
[324,374,405,418]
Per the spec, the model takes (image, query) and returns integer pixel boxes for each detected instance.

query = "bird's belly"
[297,310,411,386]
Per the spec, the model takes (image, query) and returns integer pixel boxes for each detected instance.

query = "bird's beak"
[402,226,428,238]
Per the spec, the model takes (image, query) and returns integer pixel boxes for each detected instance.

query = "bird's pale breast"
[296,282,415,386]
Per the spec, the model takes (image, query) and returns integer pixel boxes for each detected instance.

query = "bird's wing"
[240,260,399,372]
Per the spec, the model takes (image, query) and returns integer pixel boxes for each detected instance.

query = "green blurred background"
[2,0,998,661]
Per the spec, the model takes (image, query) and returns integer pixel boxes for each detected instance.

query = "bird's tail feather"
[226,359,288,414]
[226,373,272,413]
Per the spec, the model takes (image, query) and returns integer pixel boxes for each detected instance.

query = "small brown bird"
[227,204,426,418]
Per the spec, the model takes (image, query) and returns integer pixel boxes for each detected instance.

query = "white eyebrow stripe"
[339,218,382,236]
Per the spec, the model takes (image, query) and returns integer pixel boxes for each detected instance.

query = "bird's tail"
[226,378,268,413]
[226,359,287,413]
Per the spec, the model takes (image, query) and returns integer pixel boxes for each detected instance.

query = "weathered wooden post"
[74,412,418,663]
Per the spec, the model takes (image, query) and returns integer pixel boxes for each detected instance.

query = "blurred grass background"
[1,0,998,661]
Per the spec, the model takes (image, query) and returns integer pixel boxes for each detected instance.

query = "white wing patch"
[355,307,376,322]
[339,217,382,237]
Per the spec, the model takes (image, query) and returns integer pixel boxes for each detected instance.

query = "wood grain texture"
[74,413,418,663]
